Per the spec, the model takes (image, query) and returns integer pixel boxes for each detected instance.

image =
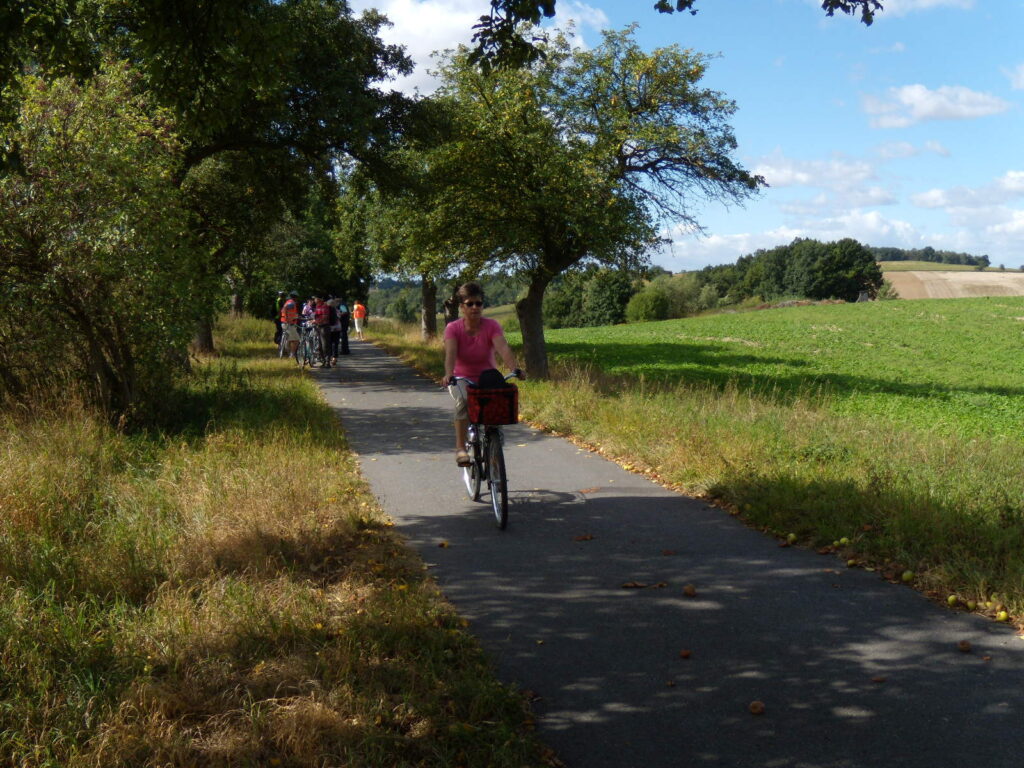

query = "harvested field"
[884,270,1024,299]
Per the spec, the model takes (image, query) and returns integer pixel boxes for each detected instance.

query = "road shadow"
[395,491,1024,768]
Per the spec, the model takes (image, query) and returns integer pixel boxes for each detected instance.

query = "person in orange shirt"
[279,291,301,364]
[352,300,367,341]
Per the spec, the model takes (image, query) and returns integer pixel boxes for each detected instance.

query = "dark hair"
[456,282,484,303]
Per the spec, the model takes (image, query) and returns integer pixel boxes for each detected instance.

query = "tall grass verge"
[0,315,545,767]
[371,316,1024,625]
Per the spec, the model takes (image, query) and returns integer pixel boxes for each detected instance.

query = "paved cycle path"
[314,342,1024,768]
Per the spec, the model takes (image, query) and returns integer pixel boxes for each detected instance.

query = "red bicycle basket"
[466,385,519,425]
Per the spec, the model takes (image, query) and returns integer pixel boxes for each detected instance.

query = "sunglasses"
[463,300,483,307]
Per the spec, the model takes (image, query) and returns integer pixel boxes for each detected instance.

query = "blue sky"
[352,0,1024,270]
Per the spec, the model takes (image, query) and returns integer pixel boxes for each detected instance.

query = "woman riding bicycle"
[444,282,523,467]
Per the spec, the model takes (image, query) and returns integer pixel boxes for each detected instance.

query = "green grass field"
[528,297,1024,440]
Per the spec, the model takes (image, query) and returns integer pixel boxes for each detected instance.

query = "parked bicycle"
[452,372,521,529]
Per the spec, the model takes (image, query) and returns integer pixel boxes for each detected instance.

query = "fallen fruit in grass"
[847,559,857,568]
[997,611,1009,622]
[683,584,698,598]
[947,595,959,606]
[840,537,850,546]
[901,571,915,583]
[749,701,766,715]
[967,601,978,611]
[958,640,972,653]
[787,533,797,544]
[832,540,840,548]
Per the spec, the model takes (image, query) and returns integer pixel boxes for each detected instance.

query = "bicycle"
[299,321,326,368]
[452,372,521,529]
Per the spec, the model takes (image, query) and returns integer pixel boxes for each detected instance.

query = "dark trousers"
[340,323,350,354]
[329,330,340,359]
[273,318,282,344]
[317,326,331,364]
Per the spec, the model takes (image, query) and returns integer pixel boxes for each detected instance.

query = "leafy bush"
[0,62,206,419]
[544,267,638,328]
[626,288,669,322]
[697,284,720,311]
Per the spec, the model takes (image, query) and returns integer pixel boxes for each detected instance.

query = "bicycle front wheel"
[463,438,482,501]
[487,432,508,529]
[301,334,312,367]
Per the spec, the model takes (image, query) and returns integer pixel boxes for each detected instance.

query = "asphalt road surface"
[314,341,1024,768]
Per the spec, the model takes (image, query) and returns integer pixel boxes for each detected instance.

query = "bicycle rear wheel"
[463,436,482,501]
[486,432,508,529]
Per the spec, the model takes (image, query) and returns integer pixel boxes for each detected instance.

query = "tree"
[469,1,884,71]
[3,0,417,353]
[806,238,882,301]
[432,27,763,376]
[0,63,204,417]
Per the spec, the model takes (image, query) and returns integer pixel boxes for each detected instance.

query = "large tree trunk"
[193,317,215,354]
[230,293,244,317]
[515,276,551,379]
[420,275,438,340]
[443,285,459,325]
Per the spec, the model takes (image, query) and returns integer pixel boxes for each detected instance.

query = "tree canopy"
[415,26,764,375]
[0,0,418,415]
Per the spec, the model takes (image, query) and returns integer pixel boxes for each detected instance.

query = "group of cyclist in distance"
[276,291,368,368]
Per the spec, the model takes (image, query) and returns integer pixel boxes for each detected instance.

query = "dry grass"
[0,315,546,768]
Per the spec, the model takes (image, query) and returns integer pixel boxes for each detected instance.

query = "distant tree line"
[695,238,883,305]
[624,237,885,324]
[869,245,989,267]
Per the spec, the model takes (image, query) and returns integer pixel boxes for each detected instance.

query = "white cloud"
[659,210,926,269]
[911,170,1024,210]
[798,209,919,243]
[911,188,950,209]
[874,141,917,159]
[1006,64,1024,90]
[989,210,1024,236]
[863,84,1010,128]
[351,0,479,93]
[753,151,874,190]
[351,0,606,95]
[657,227,804,269]
[873,140,951,159]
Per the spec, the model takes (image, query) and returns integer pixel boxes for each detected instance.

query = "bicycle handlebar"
[448,371,523,387]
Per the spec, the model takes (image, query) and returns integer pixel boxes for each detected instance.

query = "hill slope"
[884,270,1024,299]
